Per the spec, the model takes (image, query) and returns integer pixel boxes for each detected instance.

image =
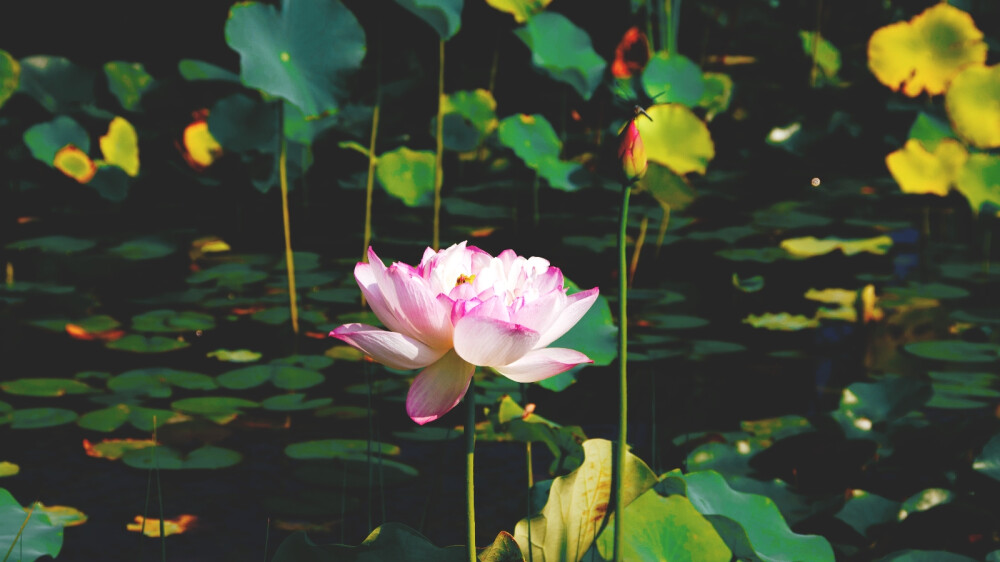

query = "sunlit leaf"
[642,52,704,107]
[898,488,954,521]
[395,0,463,40]
[23,116,89,166]
[834,490,900,538]
[886,138,968,196]
[376,146,438,206]
[32,504,86,528]
[182,118,223,170]
[17,55,95,112]
[867,3,986,97]
[178,59,240,83]
[10,408,78,429]
[103,61,155,111]
[799,31,840,80]
[0,462,19,477]
[53,145,97,183]
[484,0,550,23]
[513,439,659,562]
[83,438,157,460]
[1,378,95,397]
[497,113,583,191]
[439,89,497,151]
[0,49,20,109]
[908,112,956,151]
[905,340,999,363]
[126,514,197,537]
[106,335,189,353]
[743,312,819,331]
[225,0,366,118]
[0,489,63,562]
[207,349,263,363]
[595,491,731,561]
[514,12,606,100]
[698,72,733,120]
[780,235,893,257]
[123,444,242,470]
[635,104,714,176]
[99,116,140,176]
[955,153,1000,216]
[944,63,1000,148]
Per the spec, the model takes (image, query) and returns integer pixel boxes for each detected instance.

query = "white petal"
[406,349,475,425]
[330,324,445,370]
[535,287,600,348]
[453,315,539,367]
[384,266,453,349]
[494,348,593,382]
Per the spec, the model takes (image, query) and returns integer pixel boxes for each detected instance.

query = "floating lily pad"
[103,61,155,111]
[106,335,189,353]
[514,12,605,100]
[107,368,216,398]
[261,394,333,411]
[1,378,96,397]
[225,0,366,118]
[308,288,359,304]
[928,371,1000,409]
[835,490,900,538]
[187,263,268,289]
[885,282,969,300]
[7,235,96,255]
[752,203,832,230]
[905,341,999,363]
[251,307,327,326]
[10,408,78,429]
[122,444,242,470]
[732,274,764,293]
[272,355,334,369]
[170,397,259,424]
[285,439,400,459]
[207,349,263,363]
[690,226,757,244]
[716,247,788,263]
[218,364,324,390]
[392,426,462,441]
[691,340,746,357]
[77,404,179,432]
[108,239,175,260]
[131,309,215,333]
[743,312,819,331]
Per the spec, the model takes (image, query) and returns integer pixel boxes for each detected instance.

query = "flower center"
[455,273,476,286]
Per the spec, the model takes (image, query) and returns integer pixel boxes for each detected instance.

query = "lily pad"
[170,397,259,422]
[131,309,215,333]
[886,138,967,197]
[187,263,268,289]
[1,378,95,397]
[122,445,242,470]
[23,116,89,166]
[105,335,190,353]
[10,408,78,429]
[103,61,155,111]
[225,0,366,118]
[108,239,175,260]
[260,394,333,411]
[514,12,606,101]
[217,364,324,390]
[99,116,140,176]
[178,59,240,83]
[781,235,893,258]
[77,405,179,432]
[904,341,999,363]
[285,439,400,459]
[107,367,216,398]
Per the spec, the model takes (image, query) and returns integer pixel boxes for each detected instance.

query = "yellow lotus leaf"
[183,120,222,169]
[743,312,819,331]
[955,153,1000,216]
[804,288,857,307]
[815,305,857,323]
[53,145,97,183]
[0,461,18,477]
[945,64,1000,148]
[100,116,140,176]
[868,3,987,97]
[861,284,884,323]
[127,514,197,537]
[32,503,88,527]
[83,438,157,460]
[886,138,968,196]
[781,235,893,258]
[635,103,715,176]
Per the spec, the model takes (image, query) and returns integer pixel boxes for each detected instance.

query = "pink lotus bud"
[618,118,647,183]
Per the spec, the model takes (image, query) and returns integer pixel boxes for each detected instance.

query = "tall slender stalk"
[278,104,299,334]
[363,21,382,267]
[613,184,632,562]
[465,378,477,562]
[433,39,445,251]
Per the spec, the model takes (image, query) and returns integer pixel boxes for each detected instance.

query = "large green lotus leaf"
[638,163,695,211]
[376,146,437,206]
[635,104,714,175]
[10,408,78,429]
[439,89,497,151]
[945,64,1000,149]
[122,444,242,470]
[284,100,338,145]
[177,59,240,83]
[955,154,1000,217]
[514,12,606,100]
[87,164,131,202]
[875,551,977,562]
[0,489,63,562]
[484,0,550,23]
[107,367,217,398]
[799,31,840,80]
[23,116,89,166]
[217,364,324,390]
[679,470,835,562]
[17,55,95,112]
[497,113,582,191]
[834,490,900,537]
[208,93,277,153]
[908,112,955,152]
[513,439,659,562]
[1,378,95,397]
[550,279,616,366]
[108,238,175,260]
[131,309,215,333]
[684,441,761,479]
[225,0,366,118]
[594,491,731,562]
[905,340,999,363]
[285,439,400,459]
[973,432,1000,482]
[105,335,190,353]
[103,61,155,111]
[641,52,704,107]
[0,49,19,109]
[838,375,931,424]
[394,0,463,40]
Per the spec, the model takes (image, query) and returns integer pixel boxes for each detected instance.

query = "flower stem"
[433,38,445,252]
[465,378,477,562]
[278,103,299,334]
[614,184,632,562]
[363,21,382,268]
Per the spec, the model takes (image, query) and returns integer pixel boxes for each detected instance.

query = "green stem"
[466,378,477,562]
[278,104,299,334]
[263,518,270,562]
[2,502,34,562]
[526,440,534,562]
[613,184,632,562]
[363,20,382,267]
[433,39,445,252]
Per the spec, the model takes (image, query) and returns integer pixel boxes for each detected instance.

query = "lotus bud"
[618,117,648,183]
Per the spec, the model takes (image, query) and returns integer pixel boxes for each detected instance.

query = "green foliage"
[10,408,78,429]
[23,116,89,166]
[641,52,704,107]
[514,12,605,100]
[105,334,190,353]
[395,0,464,40]
[177,59,240,82]
[217,363,325,390]
[103,61,155,111]
[497,113,582,191]
[0,378,95,397]
[0,49,19,109]
[107,367,217,398]
[0,489,63,562]
[376,147,438,206]
[550,279,617,367]
[16,55,95,112]
[122,444,242,470]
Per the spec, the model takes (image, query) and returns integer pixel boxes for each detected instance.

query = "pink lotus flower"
[331,242,600,424]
